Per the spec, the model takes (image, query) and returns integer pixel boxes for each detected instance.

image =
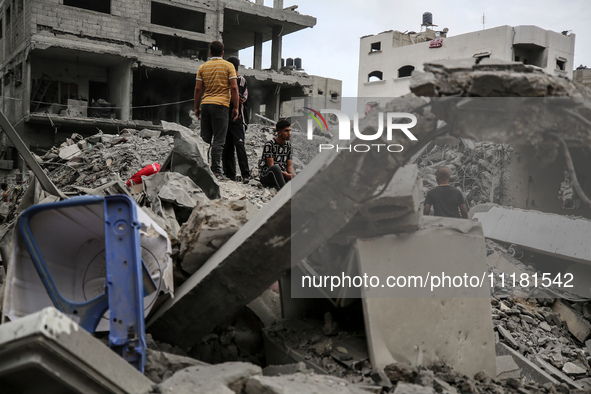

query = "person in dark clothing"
[423,166,468,219]
[258,119,295,190]
[222,56,251,182]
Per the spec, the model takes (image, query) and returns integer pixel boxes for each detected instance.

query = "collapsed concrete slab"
[552,300,591,343]
[245,373,370,394]
[495,342,561,386]
[148,99,438,350]
[355,217,496,378]
[473,205,591,265]
[0,307,152,394]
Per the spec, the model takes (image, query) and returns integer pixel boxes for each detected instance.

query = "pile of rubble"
[416,140,511,208]
[2,58,591,393]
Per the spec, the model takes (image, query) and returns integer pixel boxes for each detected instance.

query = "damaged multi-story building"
[0,0,340,155]
[358,13,576,98]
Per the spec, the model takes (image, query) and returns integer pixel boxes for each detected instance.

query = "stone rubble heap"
[2,58,591,391]
[415,140,511,209]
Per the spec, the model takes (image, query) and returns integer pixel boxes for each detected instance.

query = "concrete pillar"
[254,32,263,70]
[273,0,283,8]
[271,25,282,72]
[265,86,281,120]
[255,0,264,4]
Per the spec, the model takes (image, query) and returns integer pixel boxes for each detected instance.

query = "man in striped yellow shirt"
[194,41,239,178]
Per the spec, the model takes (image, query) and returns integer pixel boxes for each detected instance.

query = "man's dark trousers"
[201,104,229,174]
[222,121,250,180]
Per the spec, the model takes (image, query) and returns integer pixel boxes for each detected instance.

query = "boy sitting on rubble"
[258,119,295,190]
[423,166,468,219]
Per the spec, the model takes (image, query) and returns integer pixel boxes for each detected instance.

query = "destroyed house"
[0,0,316,147]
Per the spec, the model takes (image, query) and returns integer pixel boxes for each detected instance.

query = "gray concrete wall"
[356,217,496,378]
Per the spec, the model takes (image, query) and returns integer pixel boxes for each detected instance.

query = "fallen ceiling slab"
[473,205,591,265]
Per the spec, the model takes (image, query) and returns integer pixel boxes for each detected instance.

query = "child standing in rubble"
[423,166,468,219]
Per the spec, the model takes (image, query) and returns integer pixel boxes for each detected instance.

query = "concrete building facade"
[358,25,576,98]
[0,0,323,148]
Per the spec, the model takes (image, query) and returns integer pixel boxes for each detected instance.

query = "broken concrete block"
[539,321,552,332]
[409,71,438,97]
[245,373,369,394]
[562,362,587,375]
[393,383,435,394]
[473,205,591,265]
[334,210,421,243]
[58,143,81,160]
[359,164,421,221]
[262,362,310,377]
[552,300,591,343]
[246,289,281,328]
[496,355,520,379]
[144,348,207,383]
[142,171,208,237]
[0,307,152,393]
[533,356,584,389]
[178,198,256,275]
[148,362,261,394]
[139,128,161,139]
[356,217,496,378]
[495,342,559,385]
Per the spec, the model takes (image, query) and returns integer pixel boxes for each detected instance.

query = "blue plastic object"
[17,195,146,372]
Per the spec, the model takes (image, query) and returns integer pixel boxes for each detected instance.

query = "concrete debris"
[393,383,435,394]
[417,141,510,209]
[142,171,208,239]
[245,373,369,394]
[262,362,311,377]
[552,300,591,343]
[161,124,220,200]
[178,198,257,275]
[0,307,153,393]
[495,355,521,379]
[4,60,591,393]
[144,362,261,394]
[410,58,591,98]
[144,348,207,384]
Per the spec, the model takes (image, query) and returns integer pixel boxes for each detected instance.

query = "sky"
[239,0,591,97]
